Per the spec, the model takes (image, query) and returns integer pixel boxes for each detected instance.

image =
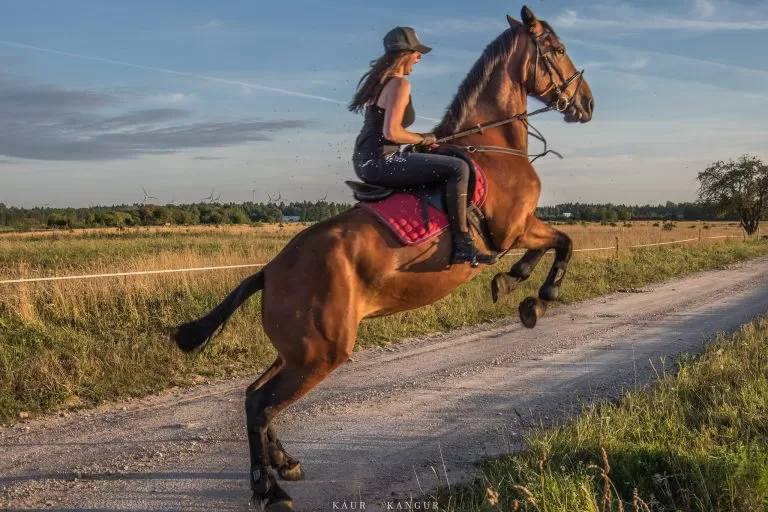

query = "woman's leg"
[355,153,470,229]
[373,152,480,265]
[397,153,470,236]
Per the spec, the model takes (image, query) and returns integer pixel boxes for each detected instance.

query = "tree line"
[535,202,728,223]
[1,154,765,233]
[540,155,767,229]
[0,199,741,231]
[0,201,352,230]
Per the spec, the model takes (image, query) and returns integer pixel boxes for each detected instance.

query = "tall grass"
[0,223,764,424]
[438,316,768,511]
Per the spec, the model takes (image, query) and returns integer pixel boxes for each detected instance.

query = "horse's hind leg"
[246,358,303,481]
[247,355,350,509]
[513,217,572,328]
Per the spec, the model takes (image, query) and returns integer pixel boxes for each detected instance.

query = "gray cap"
[383,26,432,54]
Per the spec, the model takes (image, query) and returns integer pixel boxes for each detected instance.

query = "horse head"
[507,5,594,123]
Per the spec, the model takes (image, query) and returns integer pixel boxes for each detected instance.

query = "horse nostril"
[588,98,595,112]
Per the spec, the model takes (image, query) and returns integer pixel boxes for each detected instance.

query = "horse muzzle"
[563,97,593,123]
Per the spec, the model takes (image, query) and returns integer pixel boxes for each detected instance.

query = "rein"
[435,104,553,144]
[436,30,583,163]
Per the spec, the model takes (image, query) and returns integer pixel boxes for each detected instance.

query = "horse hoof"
[265,500,294,512]
[519,296,546,329]
[491,273,520,303]
[539,285,559,302]
[278,461,304,481]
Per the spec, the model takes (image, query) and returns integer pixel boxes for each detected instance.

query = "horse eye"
[556,48,565,57]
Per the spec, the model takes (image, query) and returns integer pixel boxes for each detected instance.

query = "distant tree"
[697,154,768,235]
[151,206,173,225]
[200,208,225,225]
[100,211,124,227]
[172,209,198,225]
[0,203,9,227]
[617,206,632,221]
[224,206,250,224]
[48,213,72,228]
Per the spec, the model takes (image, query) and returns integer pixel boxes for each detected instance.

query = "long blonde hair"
[348,50,414,113]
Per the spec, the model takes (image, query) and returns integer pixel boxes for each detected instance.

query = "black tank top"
[353,78,415,160]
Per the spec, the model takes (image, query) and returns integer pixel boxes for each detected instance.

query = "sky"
[1,0,767,208]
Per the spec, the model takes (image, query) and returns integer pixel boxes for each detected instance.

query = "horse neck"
[457,57,530,152]
[462,57,537,252]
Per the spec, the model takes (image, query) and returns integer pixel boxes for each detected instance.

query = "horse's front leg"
[493,216,572,328]
[491,248,546,303]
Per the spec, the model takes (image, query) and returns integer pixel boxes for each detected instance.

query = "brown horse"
[172,6,593,510]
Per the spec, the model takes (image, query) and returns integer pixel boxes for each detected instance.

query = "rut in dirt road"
[2,258,768,512]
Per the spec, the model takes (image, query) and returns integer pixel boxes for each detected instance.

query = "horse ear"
[506,14,521,27]
[521,5,537,27]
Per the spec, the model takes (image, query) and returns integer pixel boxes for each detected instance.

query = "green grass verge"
[435,315,768,512]
[1,239,767,425]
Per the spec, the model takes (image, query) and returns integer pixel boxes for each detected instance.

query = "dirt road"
[2,257,768,511]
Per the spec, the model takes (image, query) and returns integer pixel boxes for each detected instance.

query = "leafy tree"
[47,213,71,228]
[151,206,173,225]
[616,207,632,221]
[698,154,768,235]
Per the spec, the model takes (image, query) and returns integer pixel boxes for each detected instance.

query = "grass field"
[437,315,768,512]
[0,221,765,425]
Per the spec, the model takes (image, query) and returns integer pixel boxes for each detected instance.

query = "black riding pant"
[353,152,471,233]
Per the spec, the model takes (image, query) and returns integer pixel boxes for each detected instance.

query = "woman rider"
[349,26,479,265]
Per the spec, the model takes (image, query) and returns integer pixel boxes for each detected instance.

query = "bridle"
[436,28,586,162]
[532,30,584,113]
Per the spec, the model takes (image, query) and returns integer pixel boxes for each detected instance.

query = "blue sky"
[1,0,767,207]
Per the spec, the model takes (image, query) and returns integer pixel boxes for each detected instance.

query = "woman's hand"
[419,133,437,145]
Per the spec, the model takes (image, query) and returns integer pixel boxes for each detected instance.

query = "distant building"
[282,215,301,222]
[562,212,572,218]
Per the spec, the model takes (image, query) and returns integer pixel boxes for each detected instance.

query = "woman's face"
[403,51,422,75]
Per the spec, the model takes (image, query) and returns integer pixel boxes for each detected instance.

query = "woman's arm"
[381,77,434,145]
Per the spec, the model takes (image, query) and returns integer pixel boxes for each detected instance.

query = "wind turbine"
[266,191,282,204]
[141,187,158,206]
[200,190,221,204]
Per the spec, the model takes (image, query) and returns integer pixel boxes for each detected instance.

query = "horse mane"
[435,26,522,136]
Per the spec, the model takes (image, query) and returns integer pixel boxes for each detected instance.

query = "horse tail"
[171,269,265,353]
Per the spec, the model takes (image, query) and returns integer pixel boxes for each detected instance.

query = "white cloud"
[693,0,716,18]
[148,92,196,105]
[566,36,768,100]
[198,19,225,30]
[625,56,649,70]
[415,17,505,36]
[556,3,768,31]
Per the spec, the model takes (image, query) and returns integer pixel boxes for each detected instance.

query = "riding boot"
[446,180,479,266]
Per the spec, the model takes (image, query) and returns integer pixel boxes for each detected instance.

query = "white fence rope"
[573,246,617,253]
[629,238,698,248]
[0,264,265,285]
[0,234,747,285]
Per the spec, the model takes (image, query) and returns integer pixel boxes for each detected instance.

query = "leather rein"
[436,30,584,162]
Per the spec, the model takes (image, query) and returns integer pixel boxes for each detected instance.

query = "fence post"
[615,236,619,258]
[698,227,702,244]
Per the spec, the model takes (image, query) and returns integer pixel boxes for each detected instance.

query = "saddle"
[346,146,495,252]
